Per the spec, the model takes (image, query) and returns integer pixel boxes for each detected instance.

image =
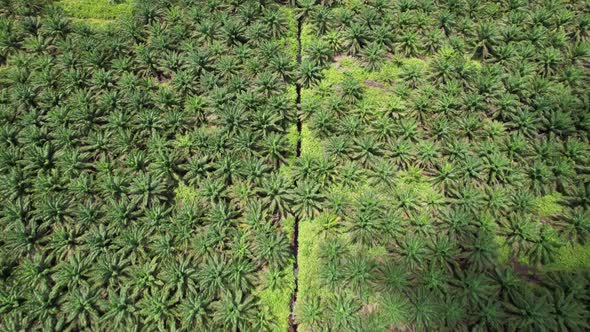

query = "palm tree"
[398,235,428,271]
[551,289,590,331]
[527,226,561,266]
[262,8,288,39]
[138,288,177,331]
[129,172,167,207]
[408,288,441,331]
[345,255,375,297]
[296,297,325,331]
[291,181,324,219]
[472,300,506,332]
[473,22,500,59]
[161,257,198,301]
[176,295,211,330]
[504,289,557,331]
[346,209,384,247]
[62,287,100,330]
[362,42,385,71]
[307,40,333,67]
[558,207,590,245]
[253,231,291,269]
[212,291,258,332]
[327,292,361,331]
[397,31,421,57]
[310,7,333,36]
[298,59,323,88]
[100,286,138,330]
[197,254,229,299]
[343,23,370,56]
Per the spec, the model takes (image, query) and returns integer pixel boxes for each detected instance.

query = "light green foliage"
[534,193,564,217]
[300,124,323,159]
[257,265,295,332]
[545,243,590,271]
[496,236,511,264]
[300,24,315,52]
[297,219,326,302]
[286,124,300,152]
[174,181,200,208]
[278,7,299,61]
[57,0,132,19]
[320,57,428,111]
[70,18,114,29]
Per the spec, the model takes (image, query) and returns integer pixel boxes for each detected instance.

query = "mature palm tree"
[504,289,557,331]
[362,42,385,71]
[343,23,370,56]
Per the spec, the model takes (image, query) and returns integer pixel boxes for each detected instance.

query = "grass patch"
[545,242,590,271]
[278,7,299,61]
[57,0,132,20]
[69,17,115,29]
[296,218,328,313]
[257,265,295,332]
[300,124,323,159]
[533,193,564,217]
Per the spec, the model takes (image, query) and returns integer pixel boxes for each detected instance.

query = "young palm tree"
[212,291,258,332]
[550,289,590,331]
[327,292,361,331]
[296,297,325,331]
[345,255,375,297]
[346,210,384,247]
[258,173,291,218]
[253,230,291,269]
[527,226,561,266]
[291,181,324,219]
[298,59,323,88]
[361,42,385,71]
[138,288,177,331]
[62,287,100,331]
[100,286,138,330]
[408,288,441,331]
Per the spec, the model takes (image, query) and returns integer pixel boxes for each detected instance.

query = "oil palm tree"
[212,291,258,332]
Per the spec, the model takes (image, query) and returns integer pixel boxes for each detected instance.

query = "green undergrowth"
[173,180,200,208]
[278,7,299,62]
[257,217,294,331]
[57,0,133,20]
[322,56,404,110]
[495,192,587,271]
[534,193,564,217]
[296,218,327,329]
[257,264,295,332]
[70,17,115,29]
[300,24,314,53]
[300,124,323,159]
[545,242,590,271]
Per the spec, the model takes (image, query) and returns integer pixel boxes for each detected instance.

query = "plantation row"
[0,0,589,331]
